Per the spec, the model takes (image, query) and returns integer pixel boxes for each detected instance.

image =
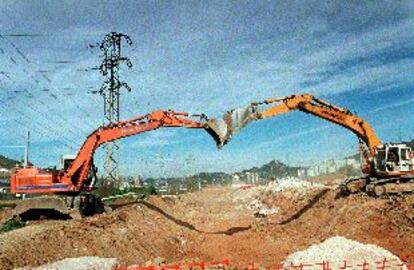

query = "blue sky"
[0,1,413,177]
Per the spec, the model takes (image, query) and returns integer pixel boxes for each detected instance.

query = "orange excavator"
[10,110,208,217]
[207,93,414,196]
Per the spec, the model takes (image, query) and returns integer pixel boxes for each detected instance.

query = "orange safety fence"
[116,255,414,270]
[116,259,230,270]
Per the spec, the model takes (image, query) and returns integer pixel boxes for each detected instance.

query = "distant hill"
[147,159,300,185]
[0,154,20,169]
[193,160,300,182]
[193,172,232,182]
[241,160,301,178]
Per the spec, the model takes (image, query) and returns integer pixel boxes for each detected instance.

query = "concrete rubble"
[263,177,325,193]
[248,198,278,217]
[283,236,408,270]
[232,177,325,217]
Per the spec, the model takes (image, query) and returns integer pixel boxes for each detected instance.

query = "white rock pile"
[264,177,325,193]
[16,257,119,270]
[284,236,407,270]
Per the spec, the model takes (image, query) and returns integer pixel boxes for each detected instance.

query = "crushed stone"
[283,236,407,270]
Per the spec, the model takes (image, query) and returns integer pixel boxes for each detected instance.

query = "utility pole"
[93,32,133,185]
[24,131,30,167]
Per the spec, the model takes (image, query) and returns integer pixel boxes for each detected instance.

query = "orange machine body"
[10,166,66,193]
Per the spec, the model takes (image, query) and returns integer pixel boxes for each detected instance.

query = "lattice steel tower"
[94,32,133,184]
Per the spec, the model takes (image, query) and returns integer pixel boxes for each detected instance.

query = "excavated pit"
[19,208,72,221]
[0,184,413,269]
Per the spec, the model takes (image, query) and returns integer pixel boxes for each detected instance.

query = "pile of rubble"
[231,185,277,217]
[232,177,325,217]
[263,177,325,193]
[284,236,408,270]
[248,198,278,217]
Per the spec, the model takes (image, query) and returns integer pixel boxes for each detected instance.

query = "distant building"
[155,180,169,193]
[304,156,361,177]
[231,173,243,187]
[297,168,307,179]
[130,176,143,187]
[245,172,259,184]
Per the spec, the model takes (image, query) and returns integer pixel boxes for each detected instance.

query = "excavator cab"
[374,143,414,174]
[58,155,76,171]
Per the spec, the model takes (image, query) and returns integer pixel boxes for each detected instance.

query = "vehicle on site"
[10,110,208,218]
[206,93,414,196]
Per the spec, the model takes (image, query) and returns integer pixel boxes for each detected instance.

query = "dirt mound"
[0,200,190,269]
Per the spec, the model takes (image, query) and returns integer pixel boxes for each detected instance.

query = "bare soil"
[0,186,413,269]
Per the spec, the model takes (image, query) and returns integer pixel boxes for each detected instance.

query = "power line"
[0,37,97,138]
[0,104,68,162]
[0,95,76,147]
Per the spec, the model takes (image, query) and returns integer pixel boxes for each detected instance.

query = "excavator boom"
[11,110,207,194]
[62,110,205,190]
[259,94,382,155]
[208,94,381,156]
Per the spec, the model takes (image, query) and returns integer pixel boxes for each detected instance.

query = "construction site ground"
[0,181,413,269]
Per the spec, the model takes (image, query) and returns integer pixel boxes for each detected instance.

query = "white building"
[245,172,259,184]
[304,156,361,177]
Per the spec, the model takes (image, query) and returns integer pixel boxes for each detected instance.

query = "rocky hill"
[0,155,19,169]
[148,160,300,189]
[241,160,301,179]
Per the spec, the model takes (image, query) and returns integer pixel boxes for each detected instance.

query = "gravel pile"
[16,257,119,270]
[284,236,407,270]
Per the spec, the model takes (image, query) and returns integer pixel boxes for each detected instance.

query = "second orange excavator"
[207,93,414,196]
[10,110,209,217]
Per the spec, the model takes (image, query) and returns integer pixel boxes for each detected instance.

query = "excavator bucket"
[206,105,257,148]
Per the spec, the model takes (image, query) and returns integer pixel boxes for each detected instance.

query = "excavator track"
[12,193,105,221]
[339,177,367,195]
[340,176,414,196]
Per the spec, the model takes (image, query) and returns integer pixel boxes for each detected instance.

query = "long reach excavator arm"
[62,110,206,191]
[11,110,207,194]
[256,94,382,157]
[207,93,414,196]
